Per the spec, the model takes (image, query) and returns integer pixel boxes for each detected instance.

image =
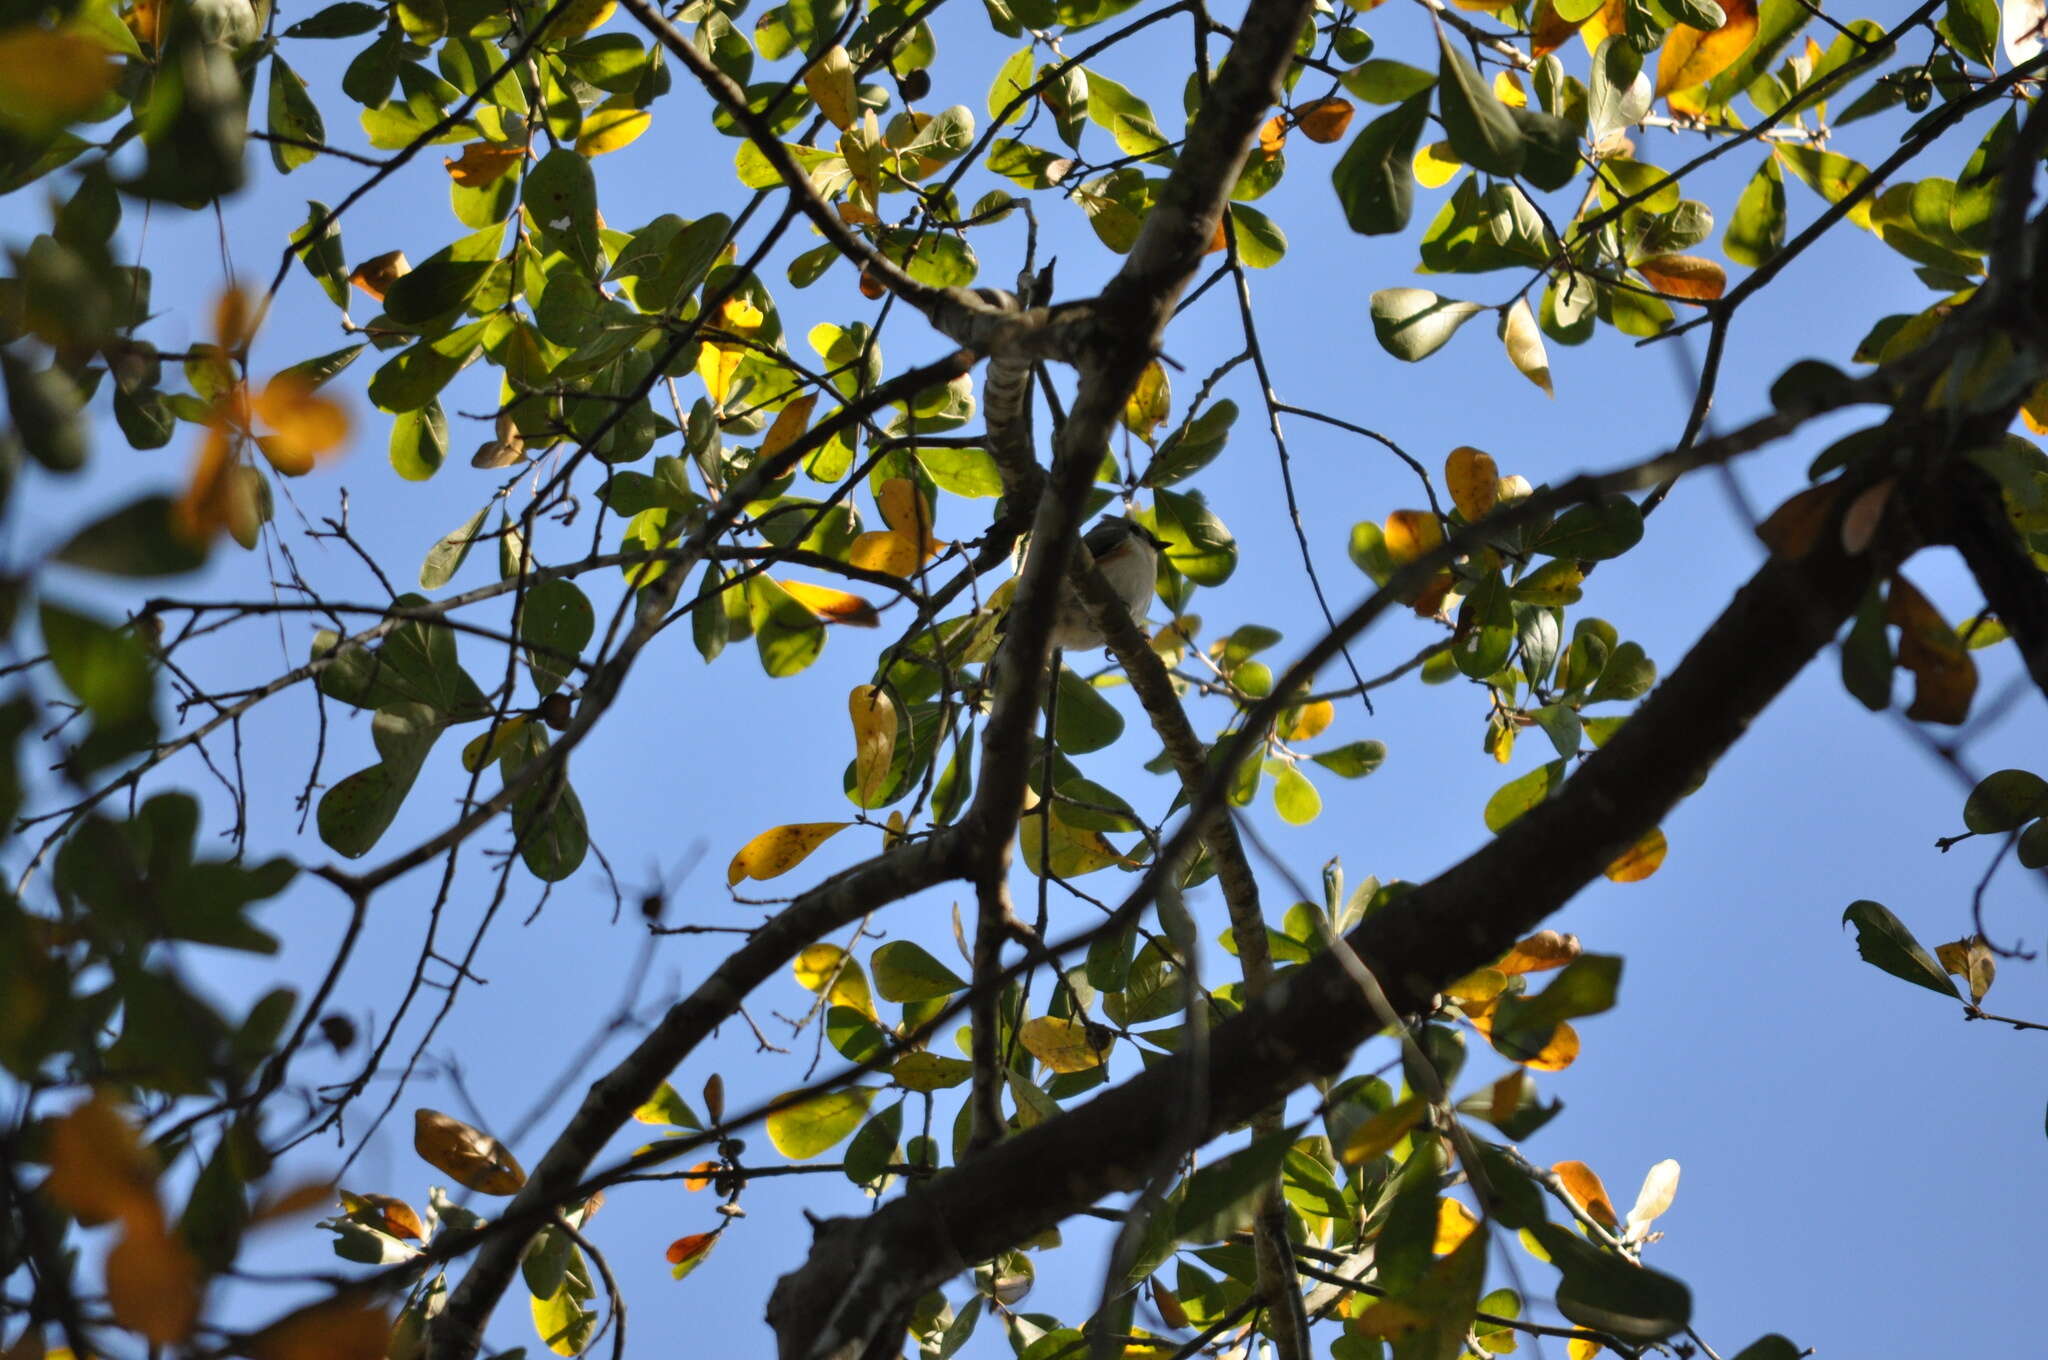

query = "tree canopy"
[2,0,2047,1355]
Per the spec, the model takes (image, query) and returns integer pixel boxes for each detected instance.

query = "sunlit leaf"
[766,1087,876,1159]
[413,1108,526,1195]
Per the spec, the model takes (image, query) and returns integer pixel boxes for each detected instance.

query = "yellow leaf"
[1519,1019,1579,1071]
[1340,1095,1425,1164]
[1283,698,1334,741]
[1258,113,1288,153]
[254,373,350,474]
[1604,827,1667,882]
[875,477,939,553]
[461,716,532,773]
[847,530,919,576]
[1495,929,1580,974]
[1569,1337,1606,1360]
[1484,1070,1531,1126]
[1493,69,1527,108]
[719,295,765,331]
[766,1087,876,1159]
[1654,0,1760,104]
[577,102,651,156]
[348,250,410,302]
[2020,380,2048,434]
[781,579,879,626]
[1412,139,1463,188]
[1351,1297,1429,1339]
[1445,446,1499,521]
[1296,95,1355,142]
[1017,1015,1112,1073]
[443,141,525,186]
[1433,1197,1479,1253]
[1551,1159,1619,1227]
[1485,715,1515,763]
[791,943,876,1017]
[727,822,852,885]
[213,286,251,350]
[849,683,898,804]
[760,393,818,461]
[0,29,118,135]
[1150,1278,1190,1330]
[44,1094,159,1229]
[412,1108,526,1195]
[1122,358,1171,443]
[1382,509,1444,564]
[1444,967,1507,1004]
[1637,253,1727,301]
[696,340,744,408]
[1017,794,1134,877]
[806,44,857,131]
[554,0,615,35]
[106,1224,201,1344]
[250,1301,390,1360]
[1578,0,1628,52]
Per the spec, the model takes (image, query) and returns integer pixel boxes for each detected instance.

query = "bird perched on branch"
[1048,515,1168,651]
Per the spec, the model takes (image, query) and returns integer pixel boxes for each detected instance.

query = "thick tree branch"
[1933,463,2048,703]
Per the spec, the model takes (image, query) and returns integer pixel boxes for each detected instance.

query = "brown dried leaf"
[412,1109,526,1196]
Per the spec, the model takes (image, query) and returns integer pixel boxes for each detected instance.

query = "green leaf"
[1531,495,1644,560]
[1529,1222,1691,1341]
[748,577,826,678]
[1369,288,1485,362]
[1728,1338,1803,1360]
[1587,38,1650,142]
[55,498,207,577]
[1945,0,1998,66]
[1491,954,1622,1058]
[1052,667,1124,753]
[1272,763,1321,825]
[421,504,490,590]
[1311,741,1386,778]
[292,202,350,309]
[1173,1126,1300,1240]
[871,940,967,1002]
[766,1087,877,1159]
[525,149,602,276]
[844,1100,905,1186]
[1332,94,1429,235]
[391,400,449,481]
[1228,204,1287,268]
[266,55,326,175]
[1483,759,1566,832]
[1962,769,2048,833]
[519,579,595,698]
[1147,399,1238,487]
[3,353,87,472]
[500,722,589,882]
[632,1082,702,1129]
[41,603,150,721]
[1841,900,1961,999]
[286,2,385,36]
[1586,641,1655,703]
[1341,60,1435,104]
[1148,489,1237,586]
[317,703,444,858]
[1436,29,1523,175]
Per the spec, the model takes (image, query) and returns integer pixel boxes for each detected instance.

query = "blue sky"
[7,0,2047,1354]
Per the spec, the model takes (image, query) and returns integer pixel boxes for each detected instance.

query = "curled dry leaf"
[703,1072,725,1125]
[412,1108,526,1195]
[1935,935,1996,1004]
[1495,929,1580,974]
[348,250,410,302]
[339,1189,425,1240]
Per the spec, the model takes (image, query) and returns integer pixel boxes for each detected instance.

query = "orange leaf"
[667,1230,719,1279]
[1295,96,1354,143]
[760,393,818,462]
[1604,826,1667,882]
[846,530,920,577]
[1382,509,1444,564]
[43,1094,159,1230]
[1151,1278,1190,1330]
[1495,929,1580,974]
[254,373,350,474]
[443,141,525,187]
[682,1161,718,1191]
[780,579,880,626]
[1654,0,1759,105]
[1636,253,1727,301]
[107,1223,201,1344]
[727,822,852,885]
[1258,114,1288,153]
[338,1189,424,1240]
[1755,481,1843,559]
[1887,576,1978,724]
[347,250,410,302]
[1445,446,1499,522]
[1552,1160,1619,1227]
[412,1109,526,1196]
[250,1300,390,1360]
[1520,1019,1580,1071]
[1529,0,1585,55]
[213,286,251,351]
[875,477,938,553]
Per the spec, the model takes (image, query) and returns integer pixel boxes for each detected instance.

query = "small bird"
[1048,515,1168,650]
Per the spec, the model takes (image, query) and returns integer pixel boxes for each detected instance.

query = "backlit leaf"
[766,1087,876,1159]
[1604,827,1667,882]
[1019,1015,1112,1072]
[413,1108,525,1195]
[1841,899,1960,999]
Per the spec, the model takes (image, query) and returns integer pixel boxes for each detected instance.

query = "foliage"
[3,0,2048,1355]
